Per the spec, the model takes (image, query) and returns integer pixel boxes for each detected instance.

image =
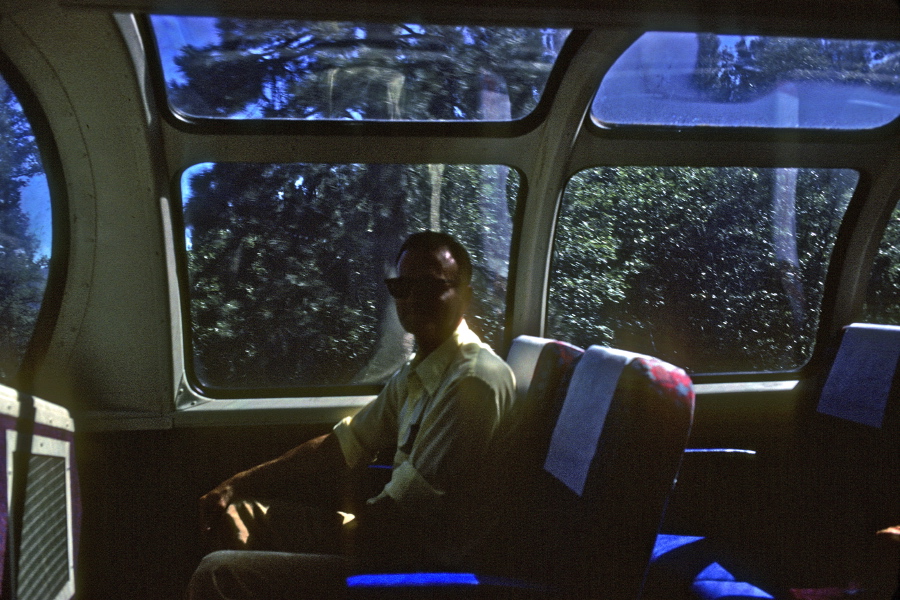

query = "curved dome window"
[0,76,52,384]
[150,16,570,122]
[594,32,900,129]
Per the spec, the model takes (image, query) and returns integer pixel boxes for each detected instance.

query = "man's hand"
[222,500,271,549]
[199,479,239,537]
[877,525,900,543]
[196,433,346,548]
[200,479,274,550]
[199,477,270,550]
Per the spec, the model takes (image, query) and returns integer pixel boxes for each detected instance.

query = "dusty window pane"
[595,32,900,129]
[183,162,518,392]
[548,166,857,373]
[151,17,570,122]
[863,204,900,324]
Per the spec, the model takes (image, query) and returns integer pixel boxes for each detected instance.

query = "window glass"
[183,162,517,393]
[151,16,570,121]
[548,167,858,374]
[0,76,51,384]
[863,203,900,323]
[594,32,900,129]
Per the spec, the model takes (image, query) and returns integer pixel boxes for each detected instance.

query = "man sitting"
[188,231,516,599]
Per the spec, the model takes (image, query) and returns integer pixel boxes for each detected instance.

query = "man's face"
[391,244,470,351]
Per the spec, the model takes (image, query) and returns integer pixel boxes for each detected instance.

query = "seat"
[495,346,695,599]
[492,336,585,469]
[349,344,695,600]
[781,323,900,597]
[647,323,900,599]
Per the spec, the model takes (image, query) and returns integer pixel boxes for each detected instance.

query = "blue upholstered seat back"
[646,323,900,599]
[348,342,695,600]
[490,345,694,599]
[786,323,900,593]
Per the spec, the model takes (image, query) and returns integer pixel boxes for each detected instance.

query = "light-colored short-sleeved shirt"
[333,319,515,509]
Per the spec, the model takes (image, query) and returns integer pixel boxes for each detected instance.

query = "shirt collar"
[412,319,478,396]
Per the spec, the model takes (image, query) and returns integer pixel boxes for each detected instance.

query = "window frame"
[147,20,900,397]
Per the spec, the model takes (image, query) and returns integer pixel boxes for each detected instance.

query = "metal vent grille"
[17,454,69,600]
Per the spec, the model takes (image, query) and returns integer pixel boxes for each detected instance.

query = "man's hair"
[396,231,473,286]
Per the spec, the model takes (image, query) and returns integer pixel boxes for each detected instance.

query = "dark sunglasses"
[384,276,459,299]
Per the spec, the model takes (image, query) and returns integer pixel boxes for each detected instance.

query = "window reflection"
[548,167,858,373]
[182,162,518,393]
[594,32,900,129]
[151,17,570,122]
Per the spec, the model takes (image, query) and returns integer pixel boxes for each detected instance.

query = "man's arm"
[353,372,511,569]
[198,432,347,532]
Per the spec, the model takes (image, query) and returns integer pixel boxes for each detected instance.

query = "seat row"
[350,324,900,599]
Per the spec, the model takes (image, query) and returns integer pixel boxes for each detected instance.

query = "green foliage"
[185,162,518,389]
[0,79,47,384]
[693,34,900,102]
[864,207,900,324]
[168,21,563,120]
[549,167,856,373]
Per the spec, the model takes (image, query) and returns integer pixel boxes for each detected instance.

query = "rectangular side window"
[182,162,518,394]
[548,166,858,374]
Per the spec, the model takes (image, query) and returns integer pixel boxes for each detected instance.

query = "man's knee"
[188,551,264,600]
[188,550,349,600]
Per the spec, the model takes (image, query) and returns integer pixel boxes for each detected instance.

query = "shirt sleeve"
[333,370,402,468]
[382,374,503,506]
